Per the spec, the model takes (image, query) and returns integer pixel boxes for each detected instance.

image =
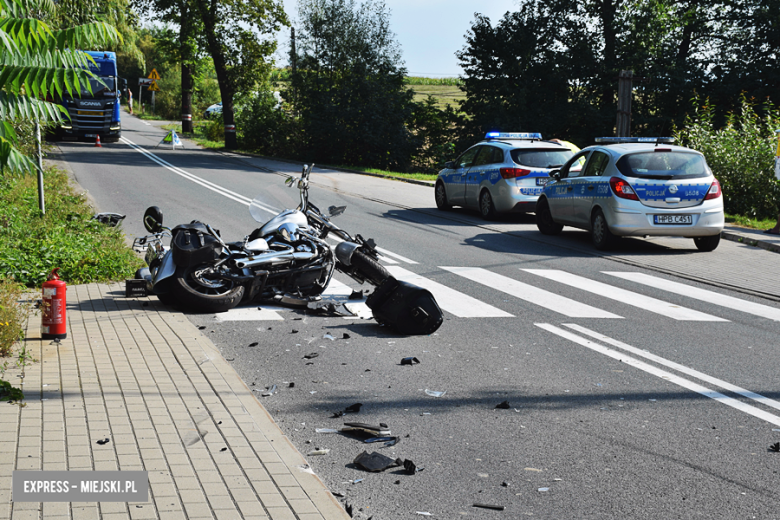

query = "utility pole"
[616,70,633,137]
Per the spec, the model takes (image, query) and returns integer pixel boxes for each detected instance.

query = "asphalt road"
[53,114,780,519]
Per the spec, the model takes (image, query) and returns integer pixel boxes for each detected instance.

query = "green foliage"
[237,91,292,154]
[0,276,25,357]
[408,95,459,173]
[676,95,780,219]
[151,66,182,120]
[202,117,224,142]
[0,378,24,403]
[404,77,462,86]
[0,168,143,286]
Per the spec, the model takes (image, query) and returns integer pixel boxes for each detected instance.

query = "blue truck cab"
[58,51,125,142]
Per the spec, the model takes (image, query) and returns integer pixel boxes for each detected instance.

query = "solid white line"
[564,324,780,412]
[215,305,285,321]
[604,271,780,322]
[523,269,727,322]
[536,323,780,427]
[376,247,418,264]
[386,266,513,318]
[119,137,279,214]
[441,267,622,318]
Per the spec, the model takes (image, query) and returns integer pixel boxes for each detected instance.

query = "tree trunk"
[600,0,618,111]
[195,0,237,149]
[180,0,194,133]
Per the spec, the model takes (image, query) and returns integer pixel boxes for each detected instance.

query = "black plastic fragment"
[495,401,511,409]
[96,438,110,445]
[770,442,780,452]
[345,403,362,413]
[343,333,351,339]
[220,447,227,452]
[332,411,345,418]
[248,342,258,347]
[473,503,505,511]
[400,357,420,365]
[364,437,394,444]
[331,491,345,498]
[289,382,295,388]
[291,330,299,334]
[303,352,319,359]
[403,459,418,475]
[353,451,401,472]
[198,326,206,330]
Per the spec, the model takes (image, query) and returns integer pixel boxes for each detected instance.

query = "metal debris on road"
[316,428,339,434]
[473,503,505,511]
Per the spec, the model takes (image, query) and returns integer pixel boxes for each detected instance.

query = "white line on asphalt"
[215,305,285,322]
[119,137,278,214]
[386,266,514,318]
[441,267,622,318]
[536,323,780,427]
[376,247,418,264]
[523,269,728,322]
[564,323,780,412]
[604,271,780,322]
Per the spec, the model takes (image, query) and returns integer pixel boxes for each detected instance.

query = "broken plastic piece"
[416,513,432,516]
[343,333,351,339]
[303,352,319,359]
[262,384,277,397]
[353,451,401,472]
[400,357,420,365]
[403,459,422,475]
[289,382,295,388]
[425,389,446,398]
[364,437,394,443]
[96,438,110,445]
[495,401,511,409]
[538,487,550,492]
[307,448,330,456]
[291,329,298,334]
[384,437,399,447]
[770,442,780,452]
[473,503,505,511]
[331,491,345,498]
[323,333,335,341]
[316,428,339,434]
[341,423,391,436]
[248,342,258,347]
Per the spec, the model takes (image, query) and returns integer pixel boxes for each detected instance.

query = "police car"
[204,102,222,118]
[435,132,574,219]
[535,137,724,251]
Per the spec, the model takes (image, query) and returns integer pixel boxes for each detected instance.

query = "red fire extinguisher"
[41,268,67,340]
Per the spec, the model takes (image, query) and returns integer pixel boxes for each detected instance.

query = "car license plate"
[84,134,97,138]
[536,177,549,186]
[654,214,692,225]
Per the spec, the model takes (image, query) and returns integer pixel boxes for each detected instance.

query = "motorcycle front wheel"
[351,251,391,286]
[170,264,245,313]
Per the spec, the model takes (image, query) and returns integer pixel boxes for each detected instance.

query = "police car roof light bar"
[486,132,543,140]
[595,137,675,144]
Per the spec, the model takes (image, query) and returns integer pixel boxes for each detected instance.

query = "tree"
[291,0,414,170]
[0,0,121,175]
[194,0,287,148]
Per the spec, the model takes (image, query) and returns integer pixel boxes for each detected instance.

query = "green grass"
[725,213,778,230]
[331,165,437,182]
[0,168,143,287]
[404,77,463,86]
[406,84,465,111]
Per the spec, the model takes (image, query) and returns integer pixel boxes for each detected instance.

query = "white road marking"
[215,305,285,322]
[441,267,621,318]
[564,323,780,413]
[376,247,418,264]
[537,323,780,427]
[524,269,727,322]
[604,271,780,322]
[386,266,513,318]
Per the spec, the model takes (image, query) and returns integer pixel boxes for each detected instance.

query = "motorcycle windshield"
[249,196,274,223]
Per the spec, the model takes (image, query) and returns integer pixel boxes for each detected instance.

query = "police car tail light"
[609,177,639,200]
[704,179,722,200]
[500,168,531,179]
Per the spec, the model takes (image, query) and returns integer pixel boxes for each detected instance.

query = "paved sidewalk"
[721,224,780,254]
[2,283,350,520]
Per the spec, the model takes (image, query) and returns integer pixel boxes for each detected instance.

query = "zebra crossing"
[212,261,780,324]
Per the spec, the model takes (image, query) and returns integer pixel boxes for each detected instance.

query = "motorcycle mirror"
[143,206,163,233]
[285,176,295,187]
[328,205,346,218]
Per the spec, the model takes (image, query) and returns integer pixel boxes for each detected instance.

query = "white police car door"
[465,146,502,208]
[446,146,481,206]
[547,151,590,224]
[570,150,611,226]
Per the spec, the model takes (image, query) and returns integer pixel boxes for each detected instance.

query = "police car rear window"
[511,149,573,169]
[616,152,709,179]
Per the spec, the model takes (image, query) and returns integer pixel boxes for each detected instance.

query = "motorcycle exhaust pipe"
[235,250,316,269]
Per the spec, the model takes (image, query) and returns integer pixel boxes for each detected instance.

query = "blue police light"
[595,137,675,144]
[485,132,543,140]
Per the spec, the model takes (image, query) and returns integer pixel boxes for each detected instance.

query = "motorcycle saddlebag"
[366,276,443,335]
[171,227,220,267]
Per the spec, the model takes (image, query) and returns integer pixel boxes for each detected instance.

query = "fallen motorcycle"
[133,164,443,335]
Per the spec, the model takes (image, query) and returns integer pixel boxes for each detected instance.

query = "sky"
[279,0,520,78]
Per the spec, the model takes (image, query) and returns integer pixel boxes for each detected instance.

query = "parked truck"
[57,51,126,142]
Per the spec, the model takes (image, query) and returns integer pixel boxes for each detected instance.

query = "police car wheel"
[693,234,720,252]
[536,198,563,235]
[435,182,452,210]
[591,209,616,250]
[479,190,497,220]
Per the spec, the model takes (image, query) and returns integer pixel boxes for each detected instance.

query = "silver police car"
[435,132,574,219]
[535,137,724,251]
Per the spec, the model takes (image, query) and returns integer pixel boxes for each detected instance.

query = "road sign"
[147,80,160,92]
[148,68,161,80]
[138,78,153,85]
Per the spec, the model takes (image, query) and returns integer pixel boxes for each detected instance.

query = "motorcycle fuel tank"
[257,209,309,237]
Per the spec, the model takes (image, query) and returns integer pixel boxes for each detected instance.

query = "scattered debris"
[331,491,346,498]
[473,504,505,511]
[316,428,339,434]
[538,487,549,492]
[343,333,351,339]
[291,330,299,334]
[400,357,420,366]
[364,436,394,444]
[495,401,511,409]
[262,385,277,397]
[383,437,399,447]
[96,438,110,445]
[342,423,391,436]
[415,513,432,516]
[353,451,401,472]
[501,481,510,487]
[352,479,364,484]
[324,333,335,341]
[425,389,446,398]
[248,342,258,347]
[332,403,363,418]
[403,459,422,475]
[308,448,330,456]
[770,442,780,452]
[303,353,319,359]
[198,326,206,330]
[220,447,228,452]
[289,382,295,388]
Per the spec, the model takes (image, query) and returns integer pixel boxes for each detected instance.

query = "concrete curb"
[721,229,780,254]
